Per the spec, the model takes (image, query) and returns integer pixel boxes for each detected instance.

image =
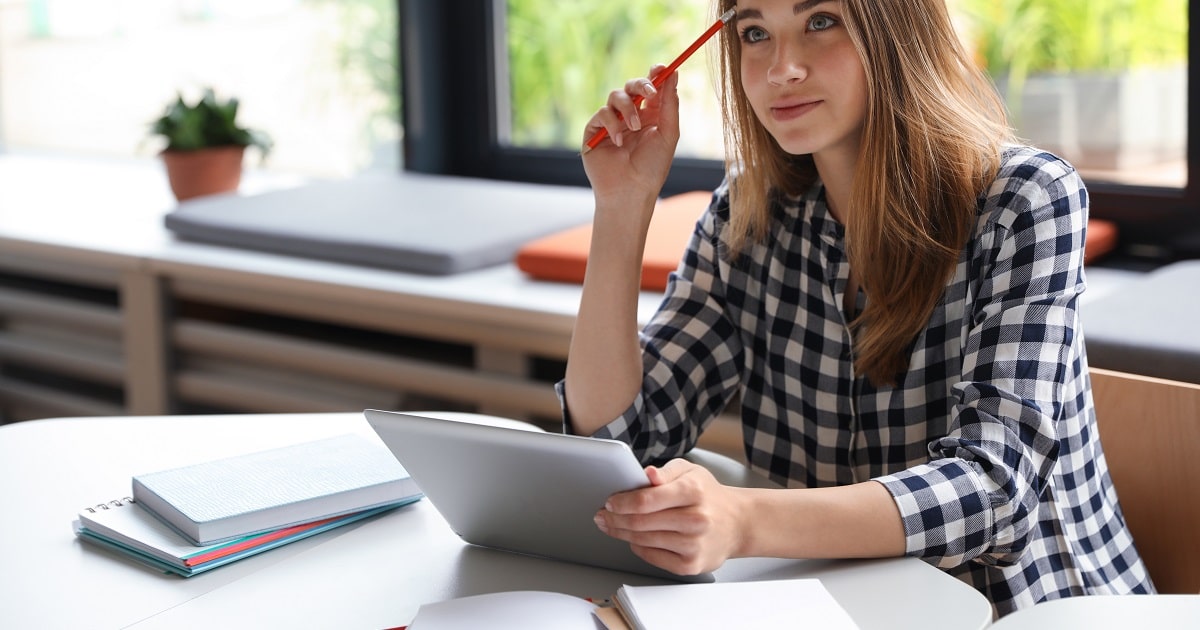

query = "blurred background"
[0,0,1188,190]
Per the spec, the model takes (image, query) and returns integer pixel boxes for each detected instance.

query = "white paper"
[617,578,858,629]
[409,590,603,630]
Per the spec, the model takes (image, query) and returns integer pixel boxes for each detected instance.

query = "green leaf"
[147,87,272,160]
[961,0,1186,75]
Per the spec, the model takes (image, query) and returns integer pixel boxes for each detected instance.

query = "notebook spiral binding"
[84,497,135,514]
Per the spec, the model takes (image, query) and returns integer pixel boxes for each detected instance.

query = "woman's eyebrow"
[736,0,833,22]
[793,0,832,14]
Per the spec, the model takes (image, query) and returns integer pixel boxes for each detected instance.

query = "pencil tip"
[580,145,592,156]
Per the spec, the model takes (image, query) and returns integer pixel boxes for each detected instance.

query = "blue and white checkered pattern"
[560,146,1153,615]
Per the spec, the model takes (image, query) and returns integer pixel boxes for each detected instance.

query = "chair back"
[1091,368,1200,593]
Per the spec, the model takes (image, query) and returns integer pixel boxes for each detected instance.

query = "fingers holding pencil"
[582,8,732,155]
[581,65,679,156]
[588,74,658,149]
[612,77,658,139]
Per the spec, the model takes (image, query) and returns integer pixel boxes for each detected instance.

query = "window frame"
[399,0,1200,261]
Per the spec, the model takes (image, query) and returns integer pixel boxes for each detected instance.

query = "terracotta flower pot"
[160,145,246,201]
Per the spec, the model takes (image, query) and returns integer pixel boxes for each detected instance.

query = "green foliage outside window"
[962,0,1187,83]
[306,0,400,148]
[506,0,707,148]
[503,0,1188,158]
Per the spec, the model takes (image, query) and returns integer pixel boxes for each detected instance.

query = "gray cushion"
[1084,260,1200,384]
[164,173,595,275]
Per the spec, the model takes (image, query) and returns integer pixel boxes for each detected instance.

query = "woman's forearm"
[563,193,658,436]
[736,480,906,560]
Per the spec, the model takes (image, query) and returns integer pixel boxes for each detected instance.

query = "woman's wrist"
[735,482,905,560]
[592,191,658,226]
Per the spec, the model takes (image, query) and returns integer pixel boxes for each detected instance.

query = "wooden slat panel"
[0,331,125,385]
[174,370,395,414]
[0,250,125,287]
[120,270,169,415]
[172,319,563,417]
[170,279,574,358]
[0,286,122,334]
[0,377,124,419]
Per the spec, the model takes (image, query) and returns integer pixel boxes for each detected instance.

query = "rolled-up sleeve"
[875,158,1087,567]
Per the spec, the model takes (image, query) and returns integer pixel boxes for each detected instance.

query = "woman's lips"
[771,100,821,121]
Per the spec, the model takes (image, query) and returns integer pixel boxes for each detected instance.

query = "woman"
[564,0,1154,616]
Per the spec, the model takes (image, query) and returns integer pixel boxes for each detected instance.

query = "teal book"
[74,497,414,577]
[131,433,422,545]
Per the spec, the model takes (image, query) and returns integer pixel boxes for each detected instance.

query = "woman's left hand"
[594,459,749,576]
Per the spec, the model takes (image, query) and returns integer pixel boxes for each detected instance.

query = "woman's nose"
[767,41,808,85]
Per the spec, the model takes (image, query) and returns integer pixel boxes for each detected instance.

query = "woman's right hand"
[581,65,681,207]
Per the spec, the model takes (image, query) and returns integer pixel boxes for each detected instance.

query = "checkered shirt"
[559,146,1154,615]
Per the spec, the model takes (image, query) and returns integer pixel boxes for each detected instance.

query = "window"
[401,0,1200,262]
[502,0,721,159]
[960,0,1187,190]
[400,0,724,196]
[0,0,399,178]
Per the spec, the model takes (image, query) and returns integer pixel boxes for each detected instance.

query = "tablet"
[363,409,715,583]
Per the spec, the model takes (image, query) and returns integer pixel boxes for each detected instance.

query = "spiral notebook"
[74,496,407,577]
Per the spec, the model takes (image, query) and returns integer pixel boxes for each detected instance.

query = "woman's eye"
[808,14,837,31]
[739,25,768,44]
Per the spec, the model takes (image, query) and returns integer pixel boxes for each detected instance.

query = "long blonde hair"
[713,0,1013,386]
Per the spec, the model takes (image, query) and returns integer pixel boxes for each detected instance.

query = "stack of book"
[73,433,423,577]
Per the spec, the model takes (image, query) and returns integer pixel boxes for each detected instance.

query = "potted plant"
[960,0,1186,170]
[149,88,273,201]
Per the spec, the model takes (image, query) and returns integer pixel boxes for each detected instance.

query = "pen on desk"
[582,8,735,154]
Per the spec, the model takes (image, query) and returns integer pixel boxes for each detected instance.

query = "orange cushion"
[515,191,711,291]
[1085,219,1119,265]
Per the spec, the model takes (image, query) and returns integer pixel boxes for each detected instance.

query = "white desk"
[987,594,1200,628]
[0,412,993,629]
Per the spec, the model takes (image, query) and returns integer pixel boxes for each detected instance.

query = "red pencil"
[582,8,735,154]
